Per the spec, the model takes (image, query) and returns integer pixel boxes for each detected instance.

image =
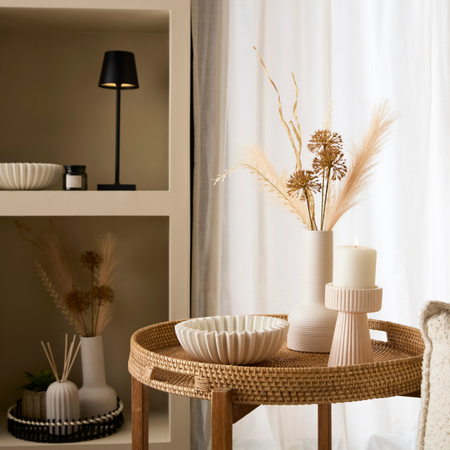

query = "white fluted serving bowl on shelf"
[0,163,63,190]
[175,315,289,365]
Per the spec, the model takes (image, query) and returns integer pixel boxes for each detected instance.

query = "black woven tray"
[7,397,124,443]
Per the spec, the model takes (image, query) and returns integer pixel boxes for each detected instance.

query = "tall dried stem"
[97,233,118,287]
[96,303,114,336]
[253,47,302,171]
[324,101,396,230]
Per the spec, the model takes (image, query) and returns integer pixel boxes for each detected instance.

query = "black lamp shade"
[99,51,139,89]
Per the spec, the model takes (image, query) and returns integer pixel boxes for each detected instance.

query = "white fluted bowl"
[0,163,63,190]
[175,315,289,365]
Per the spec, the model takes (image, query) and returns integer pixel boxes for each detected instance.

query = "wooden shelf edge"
[0,191,189,217]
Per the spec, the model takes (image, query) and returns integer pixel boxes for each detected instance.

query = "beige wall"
[0,216,169,415]
[0,28,169,190]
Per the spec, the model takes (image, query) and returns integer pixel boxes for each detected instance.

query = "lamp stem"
[115,86,121,184]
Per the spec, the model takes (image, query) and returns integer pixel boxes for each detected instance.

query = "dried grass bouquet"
[17,222,118,337]
[215,48,396,231]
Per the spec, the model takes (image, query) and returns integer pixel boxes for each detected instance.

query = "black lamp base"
[97,183,136,191]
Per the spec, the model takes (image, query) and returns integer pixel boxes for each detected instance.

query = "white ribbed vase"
[79,336,117,419]
[287,231,338,352]
[46,380,79,435]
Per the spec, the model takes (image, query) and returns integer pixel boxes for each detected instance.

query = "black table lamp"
[98,50,139,191]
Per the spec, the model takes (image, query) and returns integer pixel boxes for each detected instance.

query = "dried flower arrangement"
[17,223,118,337]
[215,48,396,231]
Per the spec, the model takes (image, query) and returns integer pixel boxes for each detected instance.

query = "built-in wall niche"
[0,215,169,421]
[0,8,169,190]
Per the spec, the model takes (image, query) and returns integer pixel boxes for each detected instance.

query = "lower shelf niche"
[0,215,169,446]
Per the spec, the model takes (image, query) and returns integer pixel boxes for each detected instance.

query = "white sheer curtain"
[192,0,450,449]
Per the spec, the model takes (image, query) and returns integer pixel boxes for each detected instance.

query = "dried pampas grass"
[216,47,396,231]
[95,233,118,335]
[97,233,118,287]
[215,144,310,227]
[17,221,119,337]
[216,101,395,231]
[95,304,114,337]
[323,100,396,230]
[40,231,75,297]
[36,261,84,335]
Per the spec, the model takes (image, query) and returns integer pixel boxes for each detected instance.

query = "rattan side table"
[128,315,424,450]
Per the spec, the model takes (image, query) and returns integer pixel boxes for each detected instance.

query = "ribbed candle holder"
[325,283,382,367]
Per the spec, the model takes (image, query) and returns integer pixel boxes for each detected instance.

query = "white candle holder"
[325,283,382,367]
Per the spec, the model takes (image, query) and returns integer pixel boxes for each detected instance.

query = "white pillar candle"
[333,244,377,289]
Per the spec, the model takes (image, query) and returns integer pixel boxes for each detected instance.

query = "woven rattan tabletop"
[128,315,424,405]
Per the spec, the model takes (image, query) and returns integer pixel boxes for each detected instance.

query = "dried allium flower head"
[65,289,90,313]
[308,129,343,155]
[312,148,347,180]
[80,251,103,271]
[286,170,321,198]
[91,285,114,305]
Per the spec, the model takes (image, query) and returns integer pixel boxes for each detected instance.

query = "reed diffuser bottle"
[42,336,81,435]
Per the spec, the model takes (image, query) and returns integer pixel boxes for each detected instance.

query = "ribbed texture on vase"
[325,284,383,313]
[287,231,337,352]
[328,312,373,367]
[287,303,338,353]
[46,381,79,435]
[287,319,337,353]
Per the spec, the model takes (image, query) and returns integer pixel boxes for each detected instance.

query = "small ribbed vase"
[287,230,338,352]
[46,380,79,435]
[79,336,117,418]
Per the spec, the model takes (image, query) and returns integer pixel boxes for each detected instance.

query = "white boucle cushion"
[417,301,450,450]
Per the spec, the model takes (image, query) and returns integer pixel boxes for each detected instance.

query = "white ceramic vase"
[287,230,338,353]
[79,335,117,419]
[46,380,79,435]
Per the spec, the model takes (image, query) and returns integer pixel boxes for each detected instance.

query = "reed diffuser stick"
[62,334,68,382]
[41,335,80,383]
[41,341,59,382]
[65,341,81,382]
[47,343,59,382]
[62,335,76,382]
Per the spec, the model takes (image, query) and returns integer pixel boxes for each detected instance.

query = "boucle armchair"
[417,301,450,450]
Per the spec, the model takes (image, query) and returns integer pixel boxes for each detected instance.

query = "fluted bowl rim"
[0,163,64,190]
[175,315,289,365]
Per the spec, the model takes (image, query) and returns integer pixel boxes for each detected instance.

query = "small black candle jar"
[63,165,87,190]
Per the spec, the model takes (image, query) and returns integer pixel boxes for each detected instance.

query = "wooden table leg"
[132,376,149,450]
[318,403,332,450]
[211,388,233,450]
